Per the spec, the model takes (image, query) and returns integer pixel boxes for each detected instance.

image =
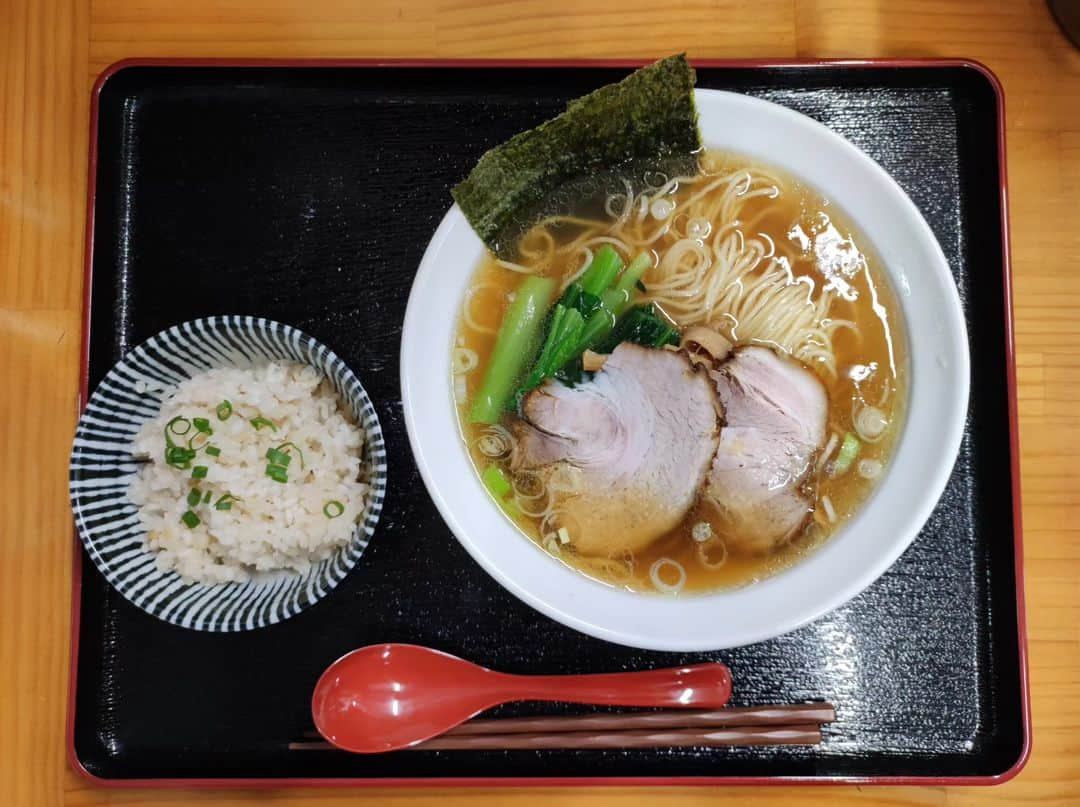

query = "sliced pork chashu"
[513,342,721,557]
[704,346,829,554]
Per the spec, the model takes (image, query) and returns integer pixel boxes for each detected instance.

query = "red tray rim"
[68,55,1031,790]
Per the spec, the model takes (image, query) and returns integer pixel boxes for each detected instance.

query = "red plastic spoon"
[311,643,733,753]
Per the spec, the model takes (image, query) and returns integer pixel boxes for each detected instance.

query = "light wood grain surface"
[2,0,1078,804]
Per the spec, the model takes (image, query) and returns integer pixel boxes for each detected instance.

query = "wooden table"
[2,0,1078,804]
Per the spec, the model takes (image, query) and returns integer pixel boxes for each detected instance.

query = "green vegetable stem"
[469,275,557,424]
[510,249,665,406]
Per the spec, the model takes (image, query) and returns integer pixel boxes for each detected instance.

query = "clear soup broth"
[453,152,906,594]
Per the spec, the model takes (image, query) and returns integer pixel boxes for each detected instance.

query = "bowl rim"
[401,88,970,651]
[68,315,387,632]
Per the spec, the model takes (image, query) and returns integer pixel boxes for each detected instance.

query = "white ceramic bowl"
[401,89,969,651]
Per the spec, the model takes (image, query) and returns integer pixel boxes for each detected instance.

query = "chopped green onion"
[164,417,192,452]
[266,447,292,467]
[180,510,200,528]
[275,441,305,470]
[250,415,277,431]
[216,400,233,420]
[186,489,201,507]
[165,445,197,468]
[205,445,221,457]
[323,500,345,518]
[187,431,211,451]
[191,465,208,479]
[166,416,192,439]
[214,493,237,511]
[265,464,288,483]
[832,432,861,476]
[192,417,213,435]
[203,490,212,504]
[482,464,513,499]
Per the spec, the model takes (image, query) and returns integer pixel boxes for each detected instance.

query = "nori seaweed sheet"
[451,54,701,255]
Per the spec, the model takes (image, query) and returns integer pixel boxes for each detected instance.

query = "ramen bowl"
[401,89,969,651]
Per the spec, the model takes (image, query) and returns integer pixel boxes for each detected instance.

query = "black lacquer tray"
[70,59,1028,787]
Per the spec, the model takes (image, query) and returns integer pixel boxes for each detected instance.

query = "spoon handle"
[496,662,732,709]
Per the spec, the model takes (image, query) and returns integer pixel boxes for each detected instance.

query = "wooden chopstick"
[291,703,834,751]
[290,724,821,751]
[420,723,823,750]
[446,703,835,736]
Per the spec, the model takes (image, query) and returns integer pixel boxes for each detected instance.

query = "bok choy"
[512,247,660,405]
[469,275,557,424]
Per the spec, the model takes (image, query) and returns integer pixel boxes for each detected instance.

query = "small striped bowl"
[69,316,387,632]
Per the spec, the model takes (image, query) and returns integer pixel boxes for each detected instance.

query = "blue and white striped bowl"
[69,316,387,632]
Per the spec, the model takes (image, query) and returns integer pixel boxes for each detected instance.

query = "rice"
[128,361,369,585]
